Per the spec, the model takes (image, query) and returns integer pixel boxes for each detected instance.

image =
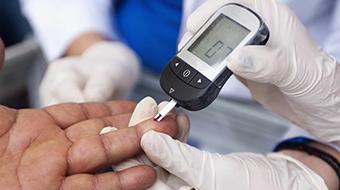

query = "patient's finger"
[61,166,156,190]
[65,113,132,142]
[175,113,191,142]
[43,101,136,129]
[67,117,178,174]
[0,105,16,137]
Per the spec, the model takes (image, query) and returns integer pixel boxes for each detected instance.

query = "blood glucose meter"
[155,3,269,121]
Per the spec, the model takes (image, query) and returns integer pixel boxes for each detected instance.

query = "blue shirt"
[115,0,183,73]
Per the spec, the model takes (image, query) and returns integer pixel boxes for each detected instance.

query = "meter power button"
[178,65,197,83]
[182,69,191,78]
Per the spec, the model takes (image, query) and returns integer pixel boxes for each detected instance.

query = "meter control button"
[183,69,191,78]
[190,73,211,89]
[177,64,197,83]
[169,61,183,74]
[169,88,175,94]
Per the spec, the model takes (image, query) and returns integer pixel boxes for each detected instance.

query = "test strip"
[154,99,178,122]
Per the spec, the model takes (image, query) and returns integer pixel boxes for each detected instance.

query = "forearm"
[280,143,339,190]
[64,32,108,57]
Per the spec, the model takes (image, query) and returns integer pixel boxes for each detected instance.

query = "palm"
[0,101,178,190]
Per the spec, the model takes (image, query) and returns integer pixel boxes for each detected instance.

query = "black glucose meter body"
[159,3,270,111]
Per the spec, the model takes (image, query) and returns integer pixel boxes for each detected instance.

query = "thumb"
[141,131,214,189]
[228,46,285,85]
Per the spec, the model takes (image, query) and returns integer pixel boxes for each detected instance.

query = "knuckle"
[91,175,101,190]
[99,135,114,163]
[110,172,123,190]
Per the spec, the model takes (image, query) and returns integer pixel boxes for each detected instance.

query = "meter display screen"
[189,15,250,67]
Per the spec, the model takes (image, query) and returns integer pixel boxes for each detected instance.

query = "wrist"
[65,32,108,57]
[280,143,339,190]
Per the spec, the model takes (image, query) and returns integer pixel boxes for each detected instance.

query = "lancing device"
[155,3,270,122]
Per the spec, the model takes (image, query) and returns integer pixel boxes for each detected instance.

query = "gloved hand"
[100,97,193,190]
[40,41,140,106]
[141,130,329,190]
[179,0,340,144]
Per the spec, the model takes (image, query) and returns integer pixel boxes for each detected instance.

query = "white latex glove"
[100,97,193,190]
[141,131,328,190]
[40,41,140,106]
[179,0,340,144]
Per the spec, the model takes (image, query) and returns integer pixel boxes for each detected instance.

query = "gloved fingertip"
[235,46,283,86]
[129,97,158,127]
[140,96,158,107]
[100,127,118,135]
[228,46,274,82]
[141,130,165,158]
[141,130,155,149]
[141,130,177,167]
[227,46,255,73]
[142,130,204,186]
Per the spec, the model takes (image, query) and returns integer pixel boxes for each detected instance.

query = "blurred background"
[0,0,290,154]
[0,0,39,108]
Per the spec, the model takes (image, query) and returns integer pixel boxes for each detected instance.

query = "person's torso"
[115,0,184,73]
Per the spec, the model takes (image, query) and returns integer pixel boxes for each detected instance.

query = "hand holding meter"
[155,3,269,121]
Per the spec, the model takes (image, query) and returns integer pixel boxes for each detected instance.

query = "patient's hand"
[0,101,178,190]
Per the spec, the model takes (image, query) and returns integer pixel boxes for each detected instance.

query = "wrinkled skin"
[0,101,178,190]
